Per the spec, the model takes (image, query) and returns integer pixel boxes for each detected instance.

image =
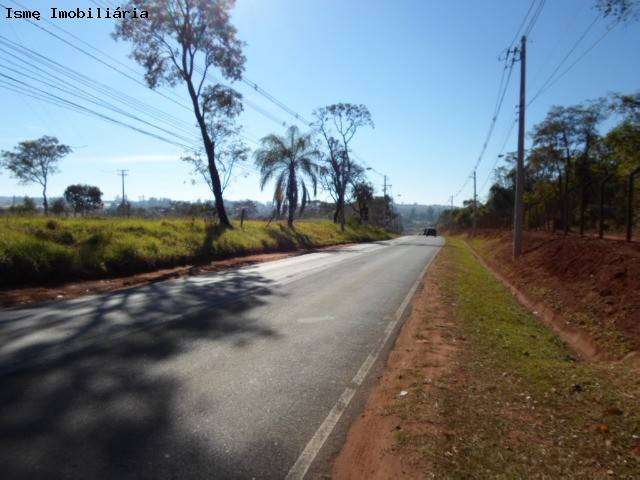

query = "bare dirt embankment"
[469,230,640,358]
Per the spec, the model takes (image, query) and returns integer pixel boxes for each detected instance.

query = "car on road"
[423,227,437,237]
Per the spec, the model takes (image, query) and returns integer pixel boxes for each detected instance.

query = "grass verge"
[0,217,392,286]
[467,232,638,357]
[388,238,640,478]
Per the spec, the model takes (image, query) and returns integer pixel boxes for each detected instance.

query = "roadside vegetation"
[422,238,639,478]
[0,216,392,286]
[440,91,640,240]
[468,231,640,357]
[336,237,640,479]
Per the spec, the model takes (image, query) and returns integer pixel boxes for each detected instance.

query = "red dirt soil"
[0,245,364,308]
[473,230,640,356]
[332,252,457,479]
[0,242,366,309]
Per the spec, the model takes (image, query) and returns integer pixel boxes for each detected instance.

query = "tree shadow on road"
[0,270,281,479]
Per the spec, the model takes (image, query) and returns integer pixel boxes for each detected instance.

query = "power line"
[13,0,308,131]
[451,48,516,200]
[508,0,538,50]
[2,1,331,178]
[0,33,263,148]
[2,0,385,185]
[0,75,261,179]
[0,35,198,138]
[3,1,192,111]
[529,1,589,88]
[527,14,601,106]
[479,116,518,194]
[474,56,516,173]
[8,7,298,135]
[451,0,545,203]
[523,0,546,37]
[450,0,539,201]
[0,62,201,146]
[0,73,200,152]
[529,18,621,105]
[9,0,188,106]
[241,77,312,126]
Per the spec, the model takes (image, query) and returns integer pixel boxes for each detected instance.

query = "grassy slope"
[401,239,639,478]
[468,233,639,357]
[0,217,392,286]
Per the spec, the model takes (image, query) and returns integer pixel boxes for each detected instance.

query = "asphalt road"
[0,235,443,480]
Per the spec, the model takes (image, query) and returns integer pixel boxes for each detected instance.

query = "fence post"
[627,168,640,242]
[627,167,640,242]
[240,208,246,230]
[599,174,612,239]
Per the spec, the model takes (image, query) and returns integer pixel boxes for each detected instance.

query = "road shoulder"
[0,242,361,309]
[332,237,640,479]
[331,238,455,479]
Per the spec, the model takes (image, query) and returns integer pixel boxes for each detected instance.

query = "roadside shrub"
[46,219,59,230]
[78,232,111,274]
[0,217,394,286]
[0,234,75,285]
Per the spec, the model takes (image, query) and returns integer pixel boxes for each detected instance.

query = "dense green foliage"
[441,92,640,234]
[0,217,392,286]
[254,126,321,226]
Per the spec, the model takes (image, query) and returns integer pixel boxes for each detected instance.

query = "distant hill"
[394,203,449,233]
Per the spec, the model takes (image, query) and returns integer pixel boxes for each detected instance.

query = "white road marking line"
[285,244,442,480]
[351,353,376,386]
[285,387,356,480]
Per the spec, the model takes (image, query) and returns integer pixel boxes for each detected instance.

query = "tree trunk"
[42,185,48,215]
[554,174,563,233]
[287,164,297,228]
[563,168,570,236]
[334,193,345,229]
[599,175,612,239]
[185,79,232,229]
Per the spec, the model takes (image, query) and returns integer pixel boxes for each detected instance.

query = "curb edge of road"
[285,238,444,480]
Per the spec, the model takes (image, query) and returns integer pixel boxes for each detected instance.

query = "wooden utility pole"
[118,169,129,216]
[513,35,526,258]
[472,169,477,236]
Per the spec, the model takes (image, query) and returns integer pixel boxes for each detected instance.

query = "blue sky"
[0,0,638,206]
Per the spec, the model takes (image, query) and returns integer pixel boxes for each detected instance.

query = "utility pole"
[449,195,454,231]
[513,35,526,258]
[472,169,477,236]
[117,169,129,216]
[383,175,387,198]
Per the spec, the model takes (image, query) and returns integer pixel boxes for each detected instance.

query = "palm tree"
[254,126,320,227]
